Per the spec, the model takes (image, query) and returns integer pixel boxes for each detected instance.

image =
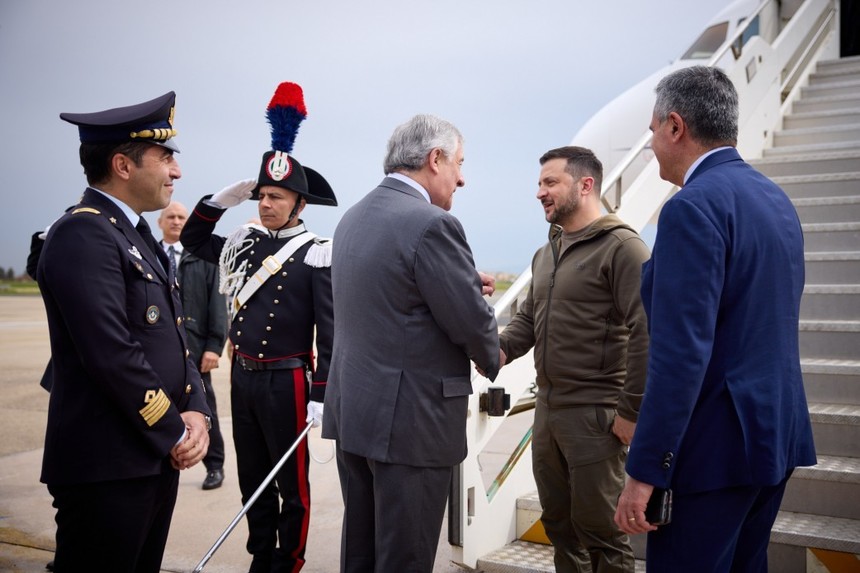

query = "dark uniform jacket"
[37,188,210,485]
[173,247,228,363]
[181,197,334,402]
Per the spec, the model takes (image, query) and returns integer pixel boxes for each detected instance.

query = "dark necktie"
[167,245,178,280]
[136,218,170,274]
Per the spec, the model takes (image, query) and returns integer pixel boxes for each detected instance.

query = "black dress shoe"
[202,468,224,490]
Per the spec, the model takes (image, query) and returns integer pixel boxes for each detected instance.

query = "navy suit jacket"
[626,148,816,494]
[322,177,500,467]
[38,188,210,485]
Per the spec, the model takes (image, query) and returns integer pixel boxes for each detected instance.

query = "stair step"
[783,109,860,130]
[793,195,860,223]
[816,55,860,75]
[774,172,860,199]
[771,511,860,554]
[799,320,860,361]
[782,455,860,519]
[773,124,860,147]
[804,251,860,284]
[792,93,860,114]
[801,285,860,321]
[808,65,860,85]
[808,403,860,457]
[802,359,860,405]
[801,221,860,251]
[802,283,860,321]
[750,150,860,177]
[764,139,860,157]
[801,78,860,100]
[476,540,646,573]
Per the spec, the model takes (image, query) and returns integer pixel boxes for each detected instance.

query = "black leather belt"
[236,355,307,371]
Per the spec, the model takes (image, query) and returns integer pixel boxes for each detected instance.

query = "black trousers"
[231,362,311,573]
[48,470,179,573]
[201,370,225,471]
[335,446,452,573]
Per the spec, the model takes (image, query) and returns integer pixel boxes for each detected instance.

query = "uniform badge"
[145,305,160,324]
[109,217,117,225]
[139,389,170,427]
[129,246,142,259]
[266,151,292,181]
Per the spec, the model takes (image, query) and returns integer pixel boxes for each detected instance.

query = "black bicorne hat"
[251,82,336,206]
[60,91,179,152]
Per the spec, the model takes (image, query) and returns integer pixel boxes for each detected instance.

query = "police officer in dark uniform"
[181,82,336,573]
[37,92,212,573]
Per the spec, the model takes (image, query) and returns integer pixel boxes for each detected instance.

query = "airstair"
[450,1,860,571]
[749,54,860,571]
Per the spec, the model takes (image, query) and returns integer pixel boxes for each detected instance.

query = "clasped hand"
[170,411,210,470]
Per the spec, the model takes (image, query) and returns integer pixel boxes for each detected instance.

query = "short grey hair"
[383,114,463,174]
[654,65,738,146]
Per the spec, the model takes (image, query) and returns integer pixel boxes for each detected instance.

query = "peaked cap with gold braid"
[60,91,179,152]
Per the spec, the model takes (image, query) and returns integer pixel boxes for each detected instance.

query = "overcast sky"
[0,0,729,275]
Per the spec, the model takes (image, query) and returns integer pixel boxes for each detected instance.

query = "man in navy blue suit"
[614,66,816,571]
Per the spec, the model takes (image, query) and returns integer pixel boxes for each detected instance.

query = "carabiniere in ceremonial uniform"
[181,81,336,573]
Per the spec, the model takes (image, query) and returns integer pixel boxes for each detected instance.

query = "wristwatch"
[204,415,212,432]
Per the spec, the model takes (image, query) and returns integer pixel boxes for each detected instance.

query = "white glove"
[210,178,257,209]
[306,401,324,428]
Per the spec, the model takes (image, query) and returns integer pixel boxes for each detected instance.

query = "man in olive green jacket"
[499,146,650,573]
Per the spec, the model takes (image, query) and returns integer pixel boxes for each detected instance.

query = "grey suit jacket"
[323,177,500,467]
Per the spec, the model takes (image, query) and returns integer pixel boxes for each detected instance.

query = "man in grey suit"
[323,114,501,573]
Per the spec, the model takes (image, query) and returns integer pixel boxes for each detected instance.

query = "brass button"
[185,384,191,394]
[262,340,268,346]
[258,353,264,359]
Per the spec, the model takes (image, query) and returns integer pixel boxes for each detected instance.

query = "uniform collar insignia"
[110,217,117,225]
[128,246,142,259]
[268,222,307,239]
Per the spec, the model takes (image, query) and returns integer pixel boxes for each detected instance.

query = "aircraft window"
[741,16,760,45]
[681,21,729,59]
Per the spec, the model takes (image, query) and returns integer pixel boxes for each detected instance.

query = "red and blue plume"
[266,82,307,154]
